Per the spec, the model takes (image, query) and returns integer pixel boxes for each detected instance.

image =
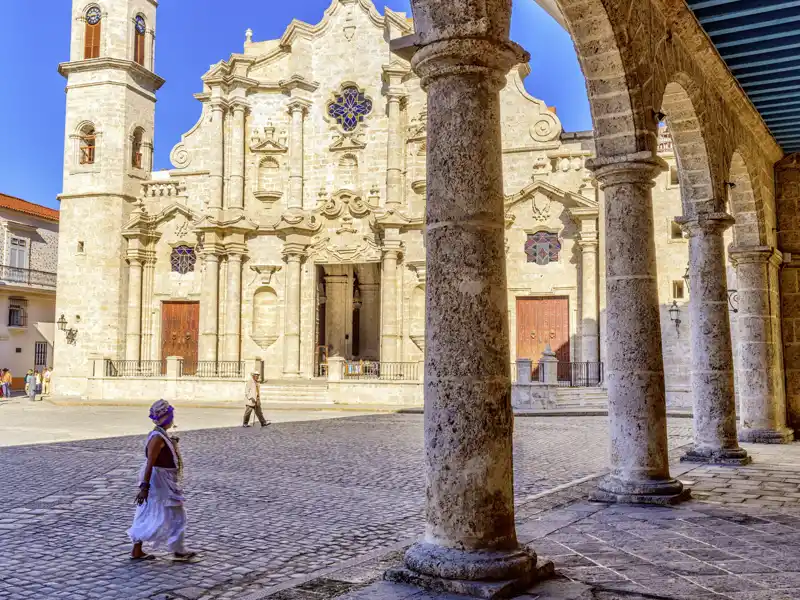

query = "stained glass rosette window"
[86,6,102,25]
[135,15,146,35]
[170,246,197,274]
[525,232,561,265]
[327,87,373,132]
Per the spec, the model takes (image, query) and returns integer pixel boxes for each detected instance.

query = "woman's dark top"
[146,439,177,468]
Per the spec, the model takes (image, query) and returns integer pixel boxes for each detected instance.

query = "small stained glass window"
[86,7,102,25]
[135,15,146,35]
[327,86,373,132]
[525,232,561,265]
[170,245,196,274]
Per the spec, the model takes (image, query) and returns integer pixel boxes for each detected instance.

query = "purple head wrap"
[149,399,174,428]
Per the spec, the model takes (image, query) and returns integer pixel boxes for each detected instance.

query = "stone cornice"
[280,75,320,94]
[505,180,598,211]
[729,245,783,268]
[58,58,165,91]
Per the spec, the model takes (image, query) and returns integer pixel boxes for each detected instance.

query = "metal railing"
[0,265,57,289]
[342,361,421,381]
[191,361,244,378]
[105,360,164,378]
[556,362,604,388]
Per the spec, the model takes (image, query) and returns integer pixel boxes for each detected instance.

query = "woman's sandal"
[130,553,156,561]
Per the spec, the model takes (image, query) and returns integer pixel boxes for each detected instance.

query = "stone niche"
[251,286,279,349]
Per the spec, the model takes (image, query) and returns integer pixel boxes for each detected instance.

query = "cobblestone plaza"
[0,406,694,599]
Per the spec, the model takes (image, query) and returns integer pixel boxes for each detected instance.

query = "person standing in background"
[26,370,36,402]
[43,367,52,395]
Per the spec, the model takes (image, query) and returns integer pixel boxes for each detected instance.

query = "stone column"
[199,251,220,362]
[208,99,226,210]
[287,100,310,211]
[384,66,407,208]
[578,236,599,364]
[680,214,750,464]
[729,245,793,443]
[380,248,400,363]
[588,152,688,504]
[282,246,304,377]
[228,102,247,210]
[388,21,547,594]
[223,252,243,362]
[125,257,143,362]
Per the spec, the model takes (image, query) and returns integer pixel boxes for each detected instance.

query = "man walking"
[243,371,270,428]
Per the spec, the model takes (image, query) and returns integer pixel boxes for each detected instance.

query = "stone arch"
[727,151,764,247]
[553,0,648,156]
[257,157,280,193]
[658,78,715,216]
[337,154,359,190]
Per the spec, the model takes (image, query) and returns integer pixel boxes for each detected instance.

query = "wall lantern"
[683,266,691,293]
[317,282,326,306]
[669,301,681,335]
[57,314,78,345]
[353,286,362,311]
[728,290,739,314]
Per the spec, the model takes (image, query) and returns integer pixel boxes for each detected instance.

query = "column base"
[385,542,552,599]
[590,475,691,506]
[680,446,752,465]
[739,427,794,444]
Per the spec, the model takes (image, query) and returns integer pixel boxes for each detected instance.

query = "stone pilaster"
[383,64,409,209]
[679,213,750,464]
[380,245,401,363]
[387,12,550,594]
[199,242,222,362]
[287,99,311,211]
[282,244,305,377]
[208,98,226,211]
[588,151,689,505]
[228,100,248,211]
[729,245,793,443]
[572,209,599,364]
[125,254,144,362]
[223,250,244,362]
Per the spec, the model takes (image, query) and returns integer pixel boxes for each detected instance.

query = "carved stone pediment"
[250,126,288,153]
[250,264,282,285]
[316,190,372,219]
[330,132,366,152]
[308,234,383,264]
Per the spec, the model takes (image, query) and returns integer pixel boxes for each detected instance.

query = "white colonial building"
[54,0,719,407]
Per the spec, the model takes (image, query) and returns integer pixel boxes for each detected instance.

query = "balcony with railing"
[0,265,57,290]
[341,360,421,381]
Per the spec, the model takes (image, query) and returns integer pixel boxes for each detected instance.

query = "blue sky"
[0,0,590,210]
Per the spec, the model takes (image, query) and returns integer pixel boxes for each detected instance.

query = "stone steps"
[260,380,332,404]
[555,387,608,408]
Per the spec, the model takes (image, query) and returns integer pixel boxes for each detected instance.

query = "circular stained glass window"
[86,6,102,25]
[135,15,146,35]
[327,86,373,132]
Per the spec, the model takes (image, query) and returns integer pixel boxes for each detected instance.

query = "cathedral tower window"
[79,124,96,165]
[84,7,102,60]
[133,15,146,66]
[131,128,144,169]
[327,86,373,132]
[170,246,197,275]
[525,231,561,265]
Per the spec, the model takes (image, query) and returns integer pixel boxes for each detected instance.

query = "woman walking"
[128,399,197,561]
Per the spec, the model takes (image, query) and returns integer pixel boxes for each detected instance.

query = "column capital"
[410,38,528,91]
[225,246,247,260]
[287,98,313,115]
[126,250,147,265]
[587,151,667,189]
[209,98,228,112]
[729,245,783,268]
[676,212,734,237]
[382,240,404,260]
[229,98,250,114]
[577,236,599,252]
[281,242,308,260]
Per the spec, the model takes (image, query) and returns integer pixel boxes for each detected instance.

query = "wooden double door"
[161,302,199,374]
[516,297,570,366]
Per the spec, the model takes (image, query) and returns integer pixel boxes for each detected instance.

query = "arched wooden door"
[516,296,570,366]
[161,302,199,375]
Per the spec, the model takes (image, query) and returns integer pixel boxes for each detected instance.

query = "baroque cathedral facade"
[54,0,702,406]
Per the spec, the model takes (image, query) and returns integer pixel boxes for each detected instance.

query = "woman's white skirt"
[127,466,187,553]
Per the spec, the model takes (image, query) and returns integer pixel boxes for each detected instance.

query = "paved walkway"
[0,406,693,600]
[309,444,800,600]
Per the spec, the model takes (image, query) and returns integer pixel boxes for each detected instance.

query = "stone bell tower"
[54,0,164,397]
